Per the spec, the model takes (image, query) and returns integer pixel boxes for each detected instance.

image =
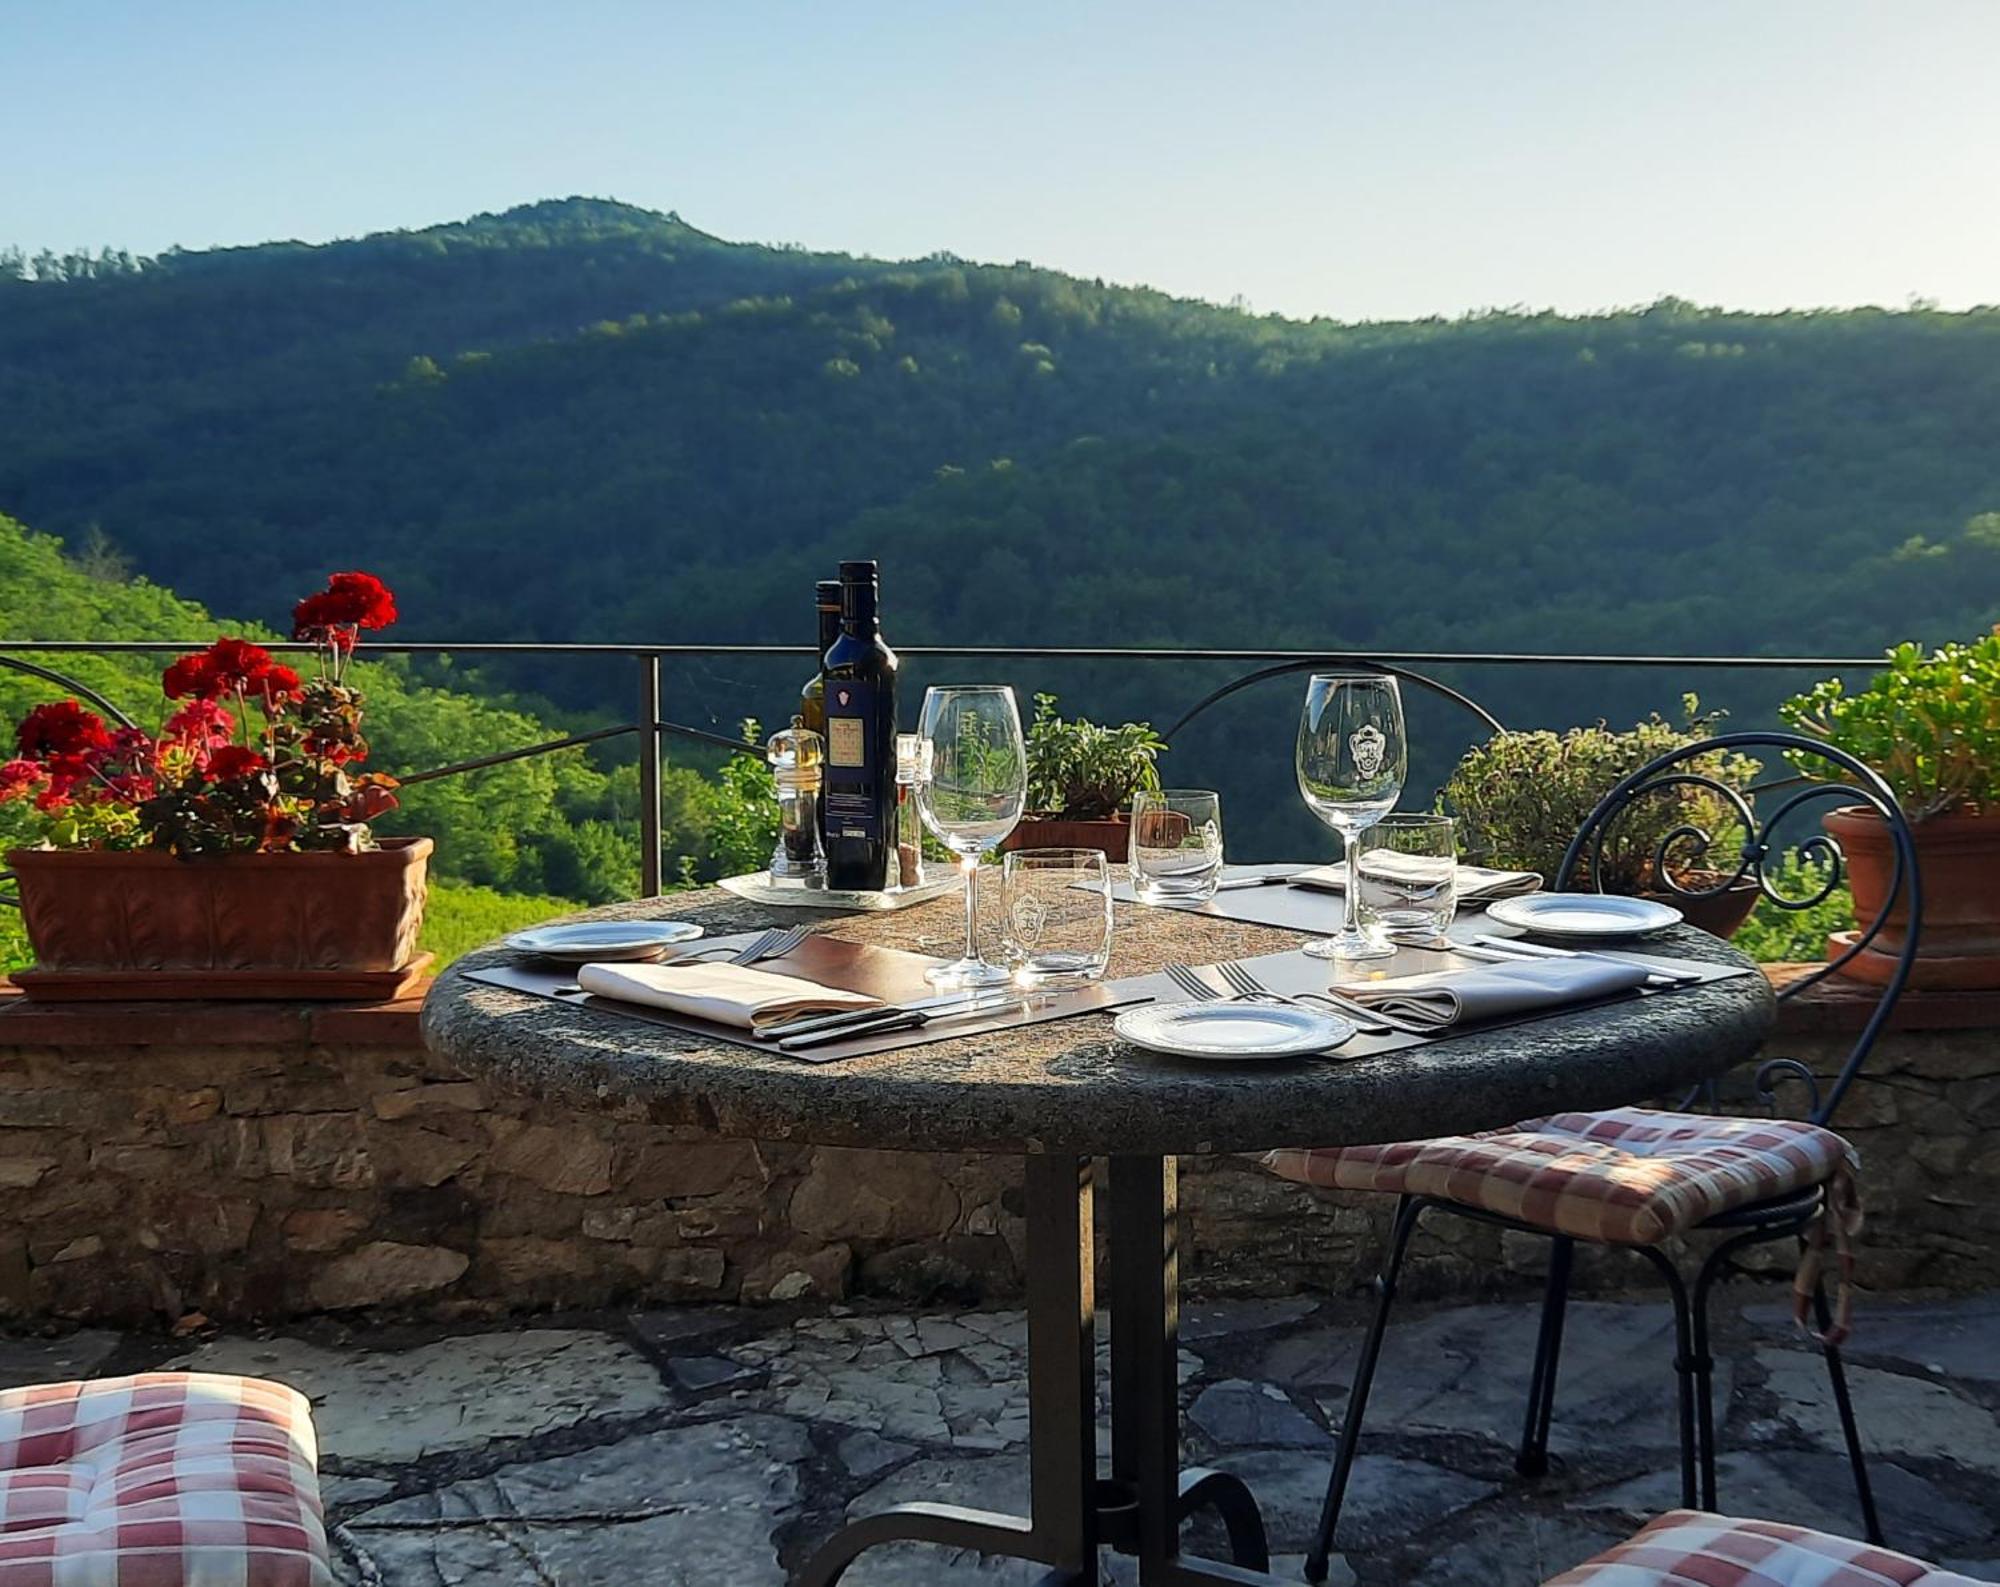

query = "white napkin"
[1340,955,1649,1030]
[576,960,878,1030]
[1293,859,1543,904]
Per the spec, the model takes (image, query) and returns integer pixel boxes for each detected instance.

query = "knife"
[756,987,1005,1042]
[1470,934,1702,988]
[1213,870,1309,891]
[776,990,1024,1053]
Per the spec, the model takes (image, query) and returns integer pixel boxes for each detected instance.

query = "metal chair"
[1270,732,1922,1583]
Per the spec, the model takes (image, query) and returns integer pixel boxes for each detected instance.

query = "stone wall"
[0,972,1990,1324]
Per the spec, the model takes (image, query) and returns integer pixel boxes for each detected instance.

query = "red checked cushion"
[0,1373,329,1586]
[1264,1106,1856,1246]
[1543,1510,1993,1586]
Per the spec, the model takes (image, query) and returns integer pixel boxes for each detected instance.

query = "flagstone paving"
[6,1288,1995,1585]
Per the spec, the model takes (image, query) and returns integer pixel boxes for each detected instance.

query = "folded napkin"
[1339,955,1649,1030]
[576,960,878,1031]
[1294,858,1543,904]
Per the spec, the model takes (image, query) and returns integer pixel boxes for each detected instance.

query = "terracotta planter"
[1822,805,2000,990]
[1642,875,1762,940]
[1002,815,1130,863]
[7,837,432,1000]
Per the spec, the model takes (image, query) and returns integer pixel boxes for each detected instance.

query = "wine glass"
[917,685,1028,987]
[1296,672,1407,960]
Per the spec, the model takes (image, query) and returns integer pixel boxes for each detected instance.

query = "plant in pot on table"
[1002,692,1165,864]
[1441,697,1764,937]
[1780,627,2000,989]
[1,570,431,998]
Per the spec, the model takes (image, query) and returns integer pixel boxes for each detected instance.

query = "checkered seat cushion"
[1263,1107,1854,1247]
[1542,1510,1993,1586]
[0,1373,329,1586]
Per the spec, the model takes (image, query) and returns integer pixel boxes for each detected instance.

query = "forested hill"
[3,195,1998,679]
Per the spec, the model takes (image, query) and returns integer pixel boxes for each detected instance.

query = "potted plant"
[1780,628,2000,989]
[1001,693,1165,863]
[1,571,431,999]
[1441,698,1765,937]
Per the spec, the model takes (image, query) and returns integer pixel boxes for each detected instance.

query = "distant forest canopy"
[3,196,1998,858]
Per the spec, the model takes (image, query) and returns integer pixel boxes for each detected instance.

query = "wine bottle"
[798,579,842,740]
[821,560,899,891]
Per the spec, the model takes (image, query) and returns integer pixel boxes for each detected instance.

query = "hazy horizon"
[6,0,1998,321]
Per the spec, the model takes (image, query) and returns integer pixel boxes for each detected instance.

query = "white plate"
[506,920,704,962]
[1114,1001,1355,1062]
[718,872,961,911]
[1485,892,1682,940]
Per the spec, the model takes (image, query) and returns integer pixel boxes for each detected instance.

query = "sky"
[4,0,1998,322]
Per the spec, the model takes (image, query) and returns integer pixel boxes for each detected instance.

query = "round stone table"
[425,887,1774,1587]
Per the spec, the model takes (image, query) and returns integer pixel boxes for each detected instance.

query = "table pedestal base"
[796,1154,1291,1587]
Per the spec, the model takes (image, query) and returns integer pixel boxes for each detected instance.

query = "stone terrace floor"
[10,1288,1998,1585]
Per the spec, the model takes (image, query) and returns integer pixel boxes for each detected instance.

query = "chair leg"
[1516,1235,1573,1477]
[1688,1247,1730,1512]
[1813,1278,1885,1546]
[1636,1246,1700,1510]
[1305,1195,1424,1585]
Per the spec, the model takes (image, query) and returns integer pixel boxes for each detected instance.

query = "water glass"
[1002,848,1114,988]
[1354,813,1458,943]
[1129,789,1224,903]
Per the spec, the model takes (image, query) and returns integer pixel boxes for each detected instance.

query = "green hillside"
[4,198,1998,856]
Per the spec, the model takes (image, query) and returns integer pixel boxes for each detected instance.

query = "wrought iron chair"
[1262,732,1921,1584]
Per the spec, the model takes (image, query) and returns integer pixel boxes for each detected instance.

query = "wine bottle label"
[823,681,882,842]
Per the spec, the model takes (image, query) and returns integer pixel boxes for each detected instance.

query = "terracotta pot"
[1822,805,2000,990]
[8,837,431,995]
[1641,875,1762,940]
[1002,815,1130,863]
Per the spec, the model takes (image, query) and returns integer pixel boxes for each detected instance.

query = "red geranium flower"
[293,571,397,646]
[16,700,113,762]
[204,744,270,782]
[164,699,235,746]
[0,759,44,802]
[163,639,301,703]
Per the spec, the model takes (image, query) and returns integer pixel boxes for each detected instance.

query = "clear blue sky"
[5,0,1996,321]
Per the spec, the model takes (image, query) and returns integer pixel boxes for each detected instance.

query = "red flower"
[293,571,397,645]
[162,639,301,703]
[164,699,235,746]
[204,745,270,782]
[16,700,113,763]
[0,759,44,802]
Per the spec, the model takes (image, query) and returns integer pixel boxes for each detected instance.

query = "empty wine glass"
[917,685,1028,987]
[1296,672,1408,959]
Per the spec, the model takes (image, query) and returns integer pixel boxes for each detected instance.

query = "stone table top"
[421,886,1775,1157]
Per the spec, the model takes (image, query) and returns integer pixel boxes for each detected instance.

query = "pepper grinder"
[766,716,826,887]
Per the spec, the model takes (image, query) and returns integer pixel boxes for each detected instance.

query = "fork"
[679,924,812,967]
[1162,962,1223,1001]
[1214,959,1402,1036]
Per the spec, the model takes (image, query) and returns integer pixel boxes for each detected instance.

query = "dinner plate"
[1113,1001,1355,1062]
[1485,892,1682,940]
[505,920,704,963]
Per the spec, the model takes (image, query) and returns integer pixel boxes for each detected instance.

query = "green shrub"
[1441,698,1759,893]
[1023,693,1164,819]
[1780,628,2000,818]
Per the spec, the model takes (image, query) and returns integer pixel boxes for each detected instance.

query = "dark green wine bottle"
[821,561,899,891]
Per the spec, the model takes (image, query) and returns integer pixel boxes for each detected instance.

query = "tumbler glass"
[1001,848,1114,988]
[1353,813,1458,943]
[1129,789,1224,904]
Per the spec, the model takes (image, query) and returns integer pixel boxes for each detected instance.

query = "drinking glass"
[1354,813,1457,943]
[917,685,1028,987]
[1002,848,1114,988]
[1296,673,1408,959]
[1129,789,1224,903]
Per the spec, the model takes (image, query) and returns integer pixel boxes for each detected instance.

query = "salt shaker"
[766,716,826,886]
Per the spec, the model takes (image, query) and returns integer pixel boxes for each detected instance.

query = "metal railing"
[0,639,1888,897]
